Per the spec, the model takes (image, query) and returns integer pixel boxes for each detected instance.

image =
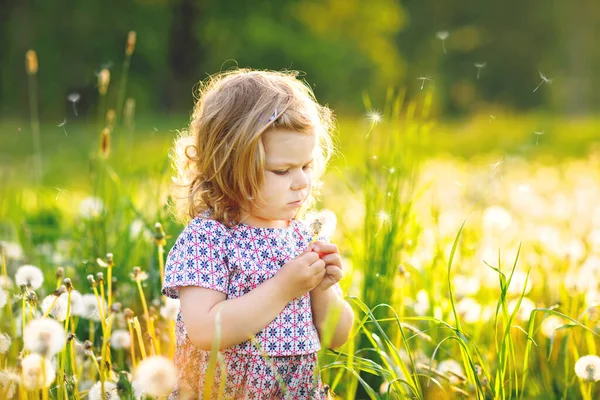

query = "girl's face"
[241,128,316,228]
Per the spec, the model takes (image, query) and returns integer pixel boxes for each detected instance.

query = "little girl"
[162,69,355,399]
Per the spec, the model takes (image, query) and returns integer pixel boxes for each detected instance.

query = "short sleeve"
[162,218,230,299]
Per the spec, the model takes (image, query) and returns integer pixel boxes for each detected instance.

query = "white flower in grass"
[0,369,18,398]
[21,353,56,390]
[160,298,180,320]
[0,288,7,308]
[129,219,153,241]
[133,356,177,397]
[0,241,24,261]
[110,330,131,350]
[81,294,105,321]
[456,297,482,324]
[79,196,105,220]
[23,318,66,356]
[41,293,70,321]
[508,297,536,322]
[0,332,11,354]
[575,355,600,382]
[541,316,564,338]
[412,290,430,316]
[15,265,44,289]
[0,275,13,289]
[438,359,464,383]
[482,205,513,232]
[507,271,532,296]
[68,290,84,316]
[452,275,480,297]
[88,380,120,400]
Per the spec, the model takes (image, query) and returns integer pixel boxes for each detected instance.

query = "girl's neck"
[238,214,291,229]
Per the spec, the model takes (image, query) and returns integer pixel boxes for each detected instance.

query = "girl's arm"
[310,286,354,349]
[179,251,326,351]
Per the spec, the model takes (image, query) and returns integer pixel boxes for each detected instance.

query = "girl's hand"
[309,241,343,292]
[276,251,326,299]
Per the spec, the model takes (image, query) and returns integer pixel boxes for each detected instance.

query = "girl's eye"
[302,164,313,171]
[273,170,289,176]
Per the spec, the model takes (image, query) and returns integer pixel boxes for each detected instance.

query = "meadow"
[1,51,600,400]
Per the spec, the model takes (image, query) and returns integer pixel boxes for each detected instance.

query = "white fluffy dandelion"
[20,353,56,390]
[133,356,177,397]
[88,380,120,400]
[79,196,105,220]
[81,294,105,321]
[110,330,131,350]
[541,316,564,338]
[304,209,338,239]
[23,318,66,356]
[41,294,70,321]
[0,241,23,261]
[456,297,482,324]
[0,332,11,354]
[15,265,44,289]
[575,355,600,382]
[160,298,180,321]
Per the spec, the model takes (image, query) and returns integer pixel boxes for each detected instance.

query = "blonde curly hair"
[170,68,336,226]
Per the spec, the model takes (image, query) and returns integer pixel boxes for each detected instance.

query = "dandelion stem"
[107,263,113,311]
[128,319,137,368]
[135,279,158,355]
[133,317,147,359]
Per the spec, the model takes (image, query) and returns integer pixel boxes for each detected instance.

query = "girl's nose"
[290,170,310,190]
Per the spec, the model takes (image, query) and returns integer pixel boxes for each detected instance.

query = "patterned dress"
[162,217,338,399]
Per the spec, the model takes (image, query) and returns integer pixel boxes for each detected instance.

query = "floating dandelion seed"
[488,158,504,169]
[436,31,449,54]
[57,118,68,136]
[376,210,391,235]
[534,131,544,145]
[417,75,433,90]
[54,187,69,201]
[533,71,552,92]
[489,114,496,123]
[67,92,80,116]
[474,62,486,79]
[575,355,600,382]
[365,110,382,138]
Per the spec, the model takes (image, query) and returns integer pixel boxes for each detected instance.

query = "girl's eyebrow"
[268,159,314,168]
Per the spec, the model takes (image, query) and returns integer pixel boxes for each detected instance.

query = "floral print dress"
[162,217,338,399]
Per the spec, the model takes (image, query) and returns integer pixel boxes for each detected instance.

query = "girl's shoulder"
[174,216,231,248]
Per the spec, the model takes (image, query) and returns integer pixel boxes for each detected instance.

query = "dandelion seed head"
[41,294,69,321]
[456,297,482,324]
[23,317,66,356]
[15,265,44,290]
[21,353,56,390]
[305,209,337,238]
[575,355,600,382]
[110,329,131,350]
[0,369,18,398]
[0,332,11,354]
[160,298,180,320]
[508,297,536,322]
[133,356,177,397]
[541,315,564,338]
[81,294,105,321]
[0,241,24,261]
[88,380,120,400]
[482,205,513,232]
[438,359,464,383]
[474,62,486,68]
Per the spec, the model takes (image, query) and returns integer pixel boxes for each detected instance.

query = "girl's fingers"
[321,254,342,269]
[311,242,339,255]
[326,265,343,280]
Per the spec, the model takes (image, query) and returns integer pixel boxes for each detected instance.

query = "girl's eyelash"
[272,164,312,175]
